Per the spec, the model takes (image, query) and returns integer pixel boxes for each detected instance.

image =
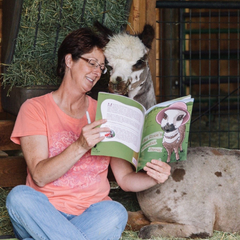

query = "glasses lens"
[88,58,107,74]
[88,59,97,67]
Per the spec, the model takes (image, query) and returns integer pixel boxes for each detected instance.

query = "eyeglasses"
[80,56,107,74]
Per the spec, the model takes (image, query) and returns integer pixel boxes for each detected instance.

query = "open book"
[91,92,194,172]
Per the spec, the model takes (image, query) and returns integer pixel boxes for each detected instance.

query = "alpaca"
[137,147,240,239]
[94,22,156,110]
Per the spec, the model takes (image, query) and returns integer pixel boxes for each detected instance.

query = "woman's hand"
[77,119,110,150]
[143,160,171,184]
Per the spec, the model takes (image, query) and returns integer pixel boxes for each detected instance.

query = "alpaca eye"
[132,59,146,71]
[136,60,144,67]
[107,65,113,71]
[177,115,184,121]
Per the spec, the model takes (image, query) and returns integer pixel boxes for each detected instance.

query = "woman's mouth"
[86,77,94,83]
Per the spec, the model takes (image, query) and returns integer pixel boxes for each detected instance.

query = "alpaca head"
[94,22,155,96]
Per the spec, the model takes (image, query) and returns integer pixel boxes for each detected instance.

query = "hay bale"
[2,0,132,91]
[0,188,13,236]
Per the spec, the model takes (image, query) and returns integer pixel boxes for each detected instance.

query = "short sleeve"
[11,98,47,144]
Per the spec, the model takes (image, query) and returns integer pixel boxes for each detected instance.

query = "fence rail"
[156,1,240,9]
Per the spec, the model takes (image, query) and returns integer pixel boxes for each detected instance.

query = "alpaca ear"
[94,21,114,43]
[138,24,155,50]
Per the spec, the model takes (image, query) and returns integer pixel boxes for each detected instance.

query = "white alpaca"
[95,22,156,110]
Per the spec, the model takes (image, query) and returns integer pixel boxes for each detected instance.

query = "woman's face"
[65,47,105,93]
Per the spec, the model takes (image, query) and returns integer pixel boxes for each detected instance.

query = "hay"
[0,188,14,236]
[121,231,240,240]
[1,0,132,91]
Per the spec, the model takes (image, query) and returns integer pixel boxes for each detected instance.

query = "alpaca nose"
[116,76,122,83]
[164,123,176,132]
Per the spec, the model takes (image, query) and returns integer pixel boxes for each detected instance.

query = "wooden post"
[146,0,157,96]
[127,0,157,97]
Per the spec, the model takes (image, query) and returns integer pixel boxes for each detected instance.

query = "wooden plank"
[0,156,27,187]
[0,120,21,150]
[132,0,140,33]
[127,0,138,34]
[146,0,157,94]
[127,0,146,34]
[139,0,146,31]
[0,150,8,156]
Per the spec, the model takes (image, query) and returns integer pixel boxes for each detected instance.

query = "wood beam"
[0,156,27,187]
[146,0,157,94]
[0,120,21,150]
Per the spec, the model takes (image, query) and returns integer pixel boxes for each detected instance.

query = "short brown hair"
[57,27,107,79]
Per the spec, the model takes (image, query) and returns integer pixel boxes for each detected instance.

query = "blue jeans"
[6,185,128,240]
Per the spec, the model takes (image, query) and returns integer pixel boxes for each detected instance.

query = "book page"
[137,96,194,172]
[91,92,146,168]
[100,99,144,152]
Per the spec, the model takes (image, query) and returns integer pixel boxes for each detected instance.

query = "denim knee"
[6,185,27,209]
[6,185,45,211]
[106,201,128,229]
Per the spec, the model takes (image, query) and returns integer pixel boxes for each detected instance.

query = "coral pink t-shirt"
[11,93,111,215]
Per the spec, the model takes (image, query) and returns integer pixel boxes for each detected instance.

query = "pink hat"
[156,102,190,125]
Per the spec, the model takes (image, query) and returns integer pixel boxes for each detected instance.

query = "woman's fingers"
[79,119,110,149]
[143,160,171,184]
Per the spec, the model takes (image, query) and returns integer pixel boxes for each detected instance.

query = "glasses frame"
[80,56,107,74]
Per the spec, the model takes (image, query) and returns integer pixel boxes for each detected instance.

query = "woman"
[6,27,171,240]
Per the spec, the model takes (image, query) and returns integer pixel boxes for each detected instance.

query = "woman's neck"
[52,84,89,119]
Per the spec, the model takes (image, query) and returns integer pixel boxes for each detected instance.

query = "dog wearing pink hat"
[156,101,190,162]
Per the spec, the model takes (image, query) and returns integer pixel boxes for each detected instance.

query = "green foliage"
[1,0,131,88]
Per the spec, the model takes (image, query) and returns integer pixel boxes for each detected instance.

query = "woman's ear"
[65,54,73,68]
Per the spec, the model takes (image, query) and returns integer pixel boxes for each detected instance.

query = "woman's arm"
[110,157,171,192]
[21,119,110,187]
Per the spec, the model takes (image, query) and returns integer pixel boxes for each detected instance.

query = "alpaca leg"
[138,222,213,239]
[180,144,183,152]
[174,148,180,161]
[166,149,171,163]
